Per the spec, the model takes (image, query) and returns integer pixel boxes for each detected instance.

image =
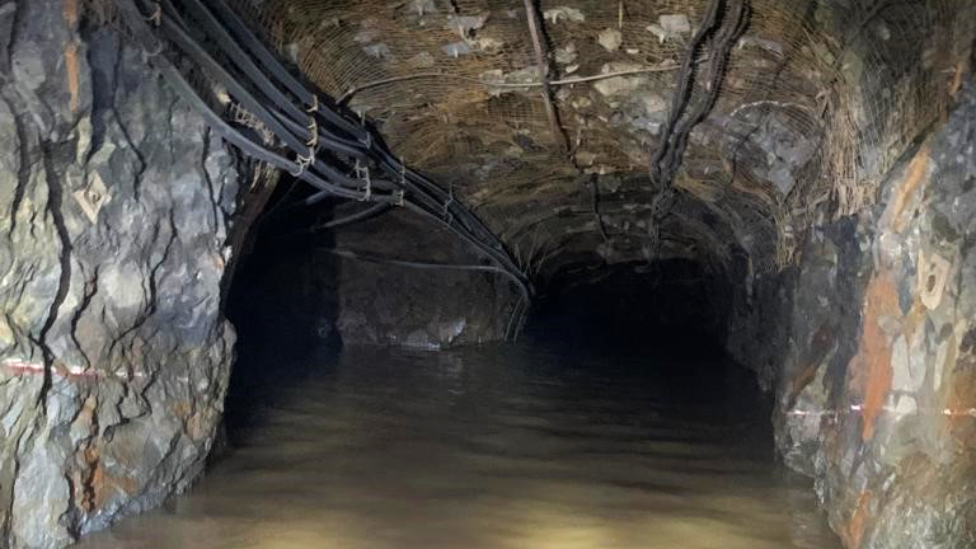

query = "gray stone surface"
[232,208,519,351]
[0,1,240,547]
[734,81,976,549]
[329,211,520,348]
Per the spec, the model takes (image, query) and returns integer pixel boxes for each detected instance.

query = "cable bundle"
[647,0,749,246]
[114,0,533,337]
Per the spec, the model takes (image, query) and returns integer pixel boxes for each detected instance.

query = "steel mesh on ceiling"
[84,0,974,277]
[235,0,970,274]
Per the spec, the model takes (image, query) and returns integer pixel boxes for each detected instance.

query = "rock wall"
[329,211,520,348]
[0,1,241,547]
[734,81,976,548]
[231,207,520,352]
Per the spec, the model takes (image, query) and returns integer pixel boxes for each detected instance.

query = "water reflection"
[74,338,840,549]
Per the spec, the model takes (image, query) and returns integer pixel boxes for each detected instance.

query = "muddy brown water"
[73,335,842,549]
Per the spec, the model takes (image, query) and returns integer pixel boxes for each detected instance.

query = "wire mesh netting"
[87,0,974,277]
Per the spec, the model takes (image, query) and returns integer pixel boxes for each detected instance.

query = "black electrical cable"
[157,65,399,202]
[319,248,510,274]
[661,0,748,184]
[274,202,391,239]
[200,0,368,141]
[166,0,508,257]
[319,244,531,338]
[160,14,403,198]
[650,0,724,188]
[116,0,533,337]
[173,2,467,226]
[173,0,368,153]
[269,111,366,159]
[177,0,502,250]
[119,4,384,203]
[176,0,308,125]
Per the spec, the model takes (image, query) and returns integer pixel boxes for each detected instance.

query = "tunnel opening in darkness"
[223,174,748,425]
[201,192,831,549]
[225,204,745,394]
[212,187,821,544]
[530,258,734,352]
[222,163,756,442]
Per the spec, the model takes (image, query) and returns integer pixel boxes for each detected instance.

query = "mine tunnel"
[1,0,975,548]
[217,190,797,549]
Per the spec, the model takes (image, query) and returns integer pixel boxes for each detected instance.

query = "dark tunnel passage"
[152,191,847,549]
[533,258,733,349]
[222,179,743,410]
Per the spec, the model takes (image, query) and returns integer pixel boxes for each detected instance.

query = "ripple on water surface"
[73,340,842,549]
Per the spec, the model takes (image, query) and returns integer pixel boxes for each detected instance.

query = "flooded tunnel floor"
[74,335,841,549]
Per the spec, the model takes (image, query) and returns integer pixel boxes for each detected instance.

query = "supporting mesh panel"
[88,0,975,276]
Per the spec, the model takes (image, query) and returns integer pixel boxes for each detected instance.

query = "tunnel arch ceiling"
[234,0,970,287]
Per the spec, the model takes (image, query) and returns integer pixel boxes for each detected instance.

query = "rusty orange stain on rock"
[949,59,968,99]
[75,444,140,512]
[851,271,899,441]
[63,0,79,26]
[789,361,820,409]
[64,41,80,113]
[844,490,872,548]
[77,446,100,512]
[883,145,930,233]
[171,399,194,420]
[98,470,138,510]
[63,0,81,113]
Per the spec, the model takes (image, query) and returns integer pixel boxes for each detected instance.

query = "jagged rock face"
[326,211,520,347]
[0,1,240,547]
[734,83,976,549]
[232,208,519,350]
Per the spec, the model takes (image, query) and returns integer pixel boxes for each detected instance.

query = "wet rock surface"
[0,1,240,547]
[735,82,976,549]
